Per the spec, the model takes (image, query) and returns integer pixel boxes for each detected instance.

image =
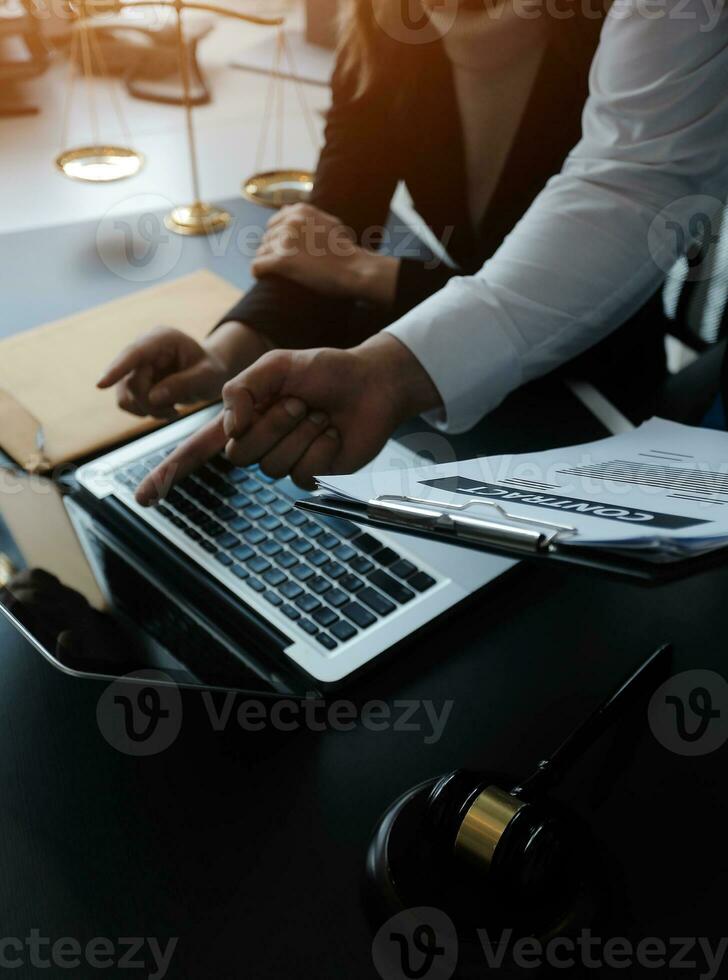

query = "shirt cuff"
[384,278,523,434]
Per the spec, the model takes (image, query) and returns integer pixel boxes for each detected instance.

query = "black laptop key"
[200,540,216,554]
[215,552,233,567]
[350,556,374,575]
[409,571,437,592]
[217,532,238,549]
[244,528,266,546]
[316,632,338,651]
[321,516,360,539]
[232,564,248,580]
[260,540,282,557]
[313,607,338,628]
[275,551,298,569]
[373,547,399,567]
[280,580,304,600]
[202,520,225,538]
[274,526,297,544]
[248,578,265,592]
[281,604,301,621]
[342,602,376,629]
[230,516,251,533]
[310,576,331,596]
[299,617,318,636]
[352,532,383,555]
[291,564,315,582]
[264,568,287,587]
[233,544,255,562]
[240,478,259,494]
[339,574,364,594]
[286,510,307,527]
[256,489,277,505]
[183,526,202,542]
[322,561,345,580]
[333,544,357,563]
[358,587,396,617]
[391,559,417,580]
[291,537,313,555]
[263,590,283,607]
[295,593,321,613]
[246,505,267,521]
[325,588,348,609]
[308,549,328,567]
[232,493,252,509]
[331,619,357,642]
[247,556,271,575]
[215,504,236,521]
[302,521,323,539]
[319,533,339,550]
[272,499,292,516]
[260,515,281,532]
[228,467,249,483]
[369,569,415,604]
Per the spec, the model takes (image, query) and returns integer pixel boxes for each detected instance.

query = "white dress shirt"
[385,0,728,433]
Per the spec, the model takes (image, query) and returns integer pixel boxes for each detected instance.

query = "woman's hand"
[97,321,272,419]
[251,203,399,307]
[135,333,442,502]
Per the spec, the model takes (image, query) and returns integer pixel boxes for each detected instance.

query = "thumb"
[149,363,219,409]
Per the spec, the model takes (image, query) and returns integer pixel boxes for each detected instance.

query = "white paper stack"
[316,419,728,564]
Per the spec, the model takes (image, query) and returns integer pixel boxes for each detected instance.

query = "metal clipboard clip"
[367,495,578,555]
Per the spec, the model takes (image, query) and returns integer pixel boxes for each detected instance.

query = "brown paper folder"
[0,270,242,470]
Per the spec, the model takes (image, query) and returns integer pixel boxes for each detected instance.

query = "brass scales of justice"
[55,0,320,235]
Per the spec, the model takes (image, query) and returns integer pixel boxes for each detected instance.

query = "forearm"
[205,320,272,375]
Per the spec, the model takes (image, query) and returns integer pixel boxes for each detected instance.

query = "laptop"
[4,406,515,689]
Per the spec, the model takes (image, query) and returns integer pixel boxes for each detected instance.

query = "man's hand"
[97,322,271,419]
[135,333,442,504]
[252,203,399,307]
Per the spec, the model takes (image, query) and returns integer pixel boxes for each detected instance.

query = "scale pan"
[55,146,144,183]
[242,169,314,209]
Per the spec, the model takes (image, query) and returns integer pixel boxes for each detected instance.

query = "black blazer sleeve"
[217,50,403,349]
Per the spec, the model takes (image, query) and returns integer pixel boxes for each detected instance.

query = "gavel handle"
[513,643,672,800]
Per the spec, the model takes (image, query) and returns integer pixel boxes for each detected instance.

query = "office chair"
[0,0,49,116]
[658,202,728,424]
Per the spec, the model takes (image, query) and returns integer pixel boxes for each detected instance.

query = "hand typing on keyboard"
[135,333,440,505]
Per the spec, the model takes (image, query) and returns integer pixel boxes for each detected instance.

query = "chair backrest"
[664,201,728,350]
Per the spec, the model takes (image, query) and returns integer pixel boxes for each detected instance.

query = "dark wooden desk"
[0,199,726,978]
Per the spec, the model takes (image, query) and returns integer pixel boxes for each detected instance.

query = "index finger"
[97,343,148,389]
[135,412,227,506]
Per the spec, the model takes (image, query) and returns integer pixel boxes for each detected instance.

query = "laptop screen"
[0,466,295,696]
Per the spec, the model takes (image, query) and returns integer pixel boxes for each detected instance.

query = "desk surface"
[1,199,727,979]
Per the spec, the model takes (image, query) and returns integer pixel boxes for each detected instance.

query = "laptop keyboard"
[114,453,437,654]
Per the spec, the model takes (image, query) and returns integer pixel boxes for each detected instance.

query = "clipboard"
[297,492,728,585]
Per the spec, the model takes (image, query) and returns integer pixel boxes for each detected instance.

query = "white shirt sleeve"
[385,1,728,433]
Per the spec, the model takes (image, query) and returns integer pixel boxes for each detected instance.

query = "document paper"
[317,419,728,561]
